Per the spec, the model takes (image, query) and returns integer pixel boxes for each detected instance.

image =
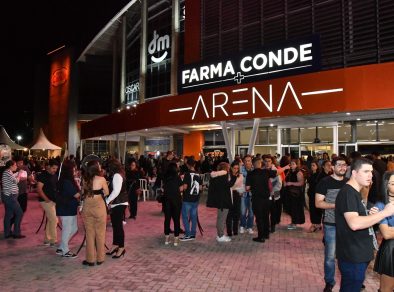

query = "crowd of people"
[1,150,394,291]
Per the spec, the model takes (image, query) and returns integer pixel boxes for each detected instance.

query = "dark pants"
[338,259,368,292]
[288,194,305,224]
[269,198,281,229]
[128,190,138,218]
[308,194,322,224]
[164,197,182,236]
[2,194,23,237]
[252,198,271,239]
[18,193,28,213]
[110,205,127,248]
[226,193,241,236]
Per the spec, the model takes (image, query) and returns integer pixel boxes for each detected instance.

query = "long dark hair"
[380,171,394,204]
[82,160,101,198]
[59,160,78,190]
[107,158,125,179]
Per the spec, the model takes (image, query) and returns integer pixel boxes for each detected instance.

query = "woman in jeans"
[207,162,236,242]
[81,161,109,266]
[56,160,80,258]
[1,160,25,239]
[226,161,244,237]
[105,158,128,259]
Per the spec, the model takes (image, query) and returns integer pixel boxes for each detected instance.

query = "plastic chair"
[139,179,150,201]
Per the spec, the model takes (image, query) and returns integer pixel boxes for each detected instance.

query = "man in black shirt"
[315,157,348,292]
[36,159,59,246]
[335,157,394,291]
[245,158,277,243]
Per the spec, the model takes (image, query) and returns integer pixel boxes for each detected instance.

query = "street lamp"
[16,135,22,143]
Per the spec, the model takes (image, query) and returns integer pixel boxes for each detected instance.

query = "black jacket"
[206,173,236,210]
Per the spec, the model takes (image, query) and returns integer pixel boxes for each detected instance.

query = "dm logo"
[148,30,170,64]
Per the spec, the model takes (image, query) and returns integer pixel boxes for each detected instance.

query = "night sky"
[1,0,129,146]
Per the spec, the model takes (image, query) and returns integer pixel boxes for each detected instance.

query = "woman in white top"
[105,158,128,259]
[226,161,244,237]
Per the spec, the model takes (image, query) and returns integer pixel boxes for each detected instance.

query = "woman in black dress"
[163,162,183,246]
[307,160,322,232]
[284,159,305,230]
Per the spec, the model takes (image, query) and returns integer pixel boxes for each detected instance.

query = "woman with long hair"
[125,160,142,219]
[81,160,109,266]
[284,158,305,230]
[163,162,183,246]
[226,161,244,237]
[105,158,128,259]
[1,160,25,239]
[55,160,80,258]
[307,160,322,232]
[373,171,394,292]
[207,162,236,242]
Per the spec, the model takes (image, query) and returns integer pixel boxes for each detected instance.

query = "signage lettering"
[148,30,170,64]
[184,81,302,120]
[179,36,320,93]
[171,81,346,122]
[125,82,140,94]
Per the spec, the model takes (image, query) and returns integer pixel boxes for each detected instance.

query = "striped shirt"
[2,170,19,196]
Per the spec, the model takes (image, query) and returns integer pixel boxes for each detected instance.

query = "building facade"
[76,0,394,161]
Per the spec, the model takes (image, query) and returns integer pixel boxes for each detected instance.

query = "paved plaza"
[0,192,380,292]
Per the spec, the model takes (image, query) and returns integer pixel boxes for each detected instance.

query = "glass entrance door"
[300,144,333,160]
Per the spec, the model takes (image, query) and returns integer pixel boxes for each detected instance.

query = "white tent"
[30,128,62,150]
[0,125,26,150]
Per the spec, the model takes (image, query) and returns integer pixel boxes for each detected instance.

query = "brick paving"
[0,192,380,292]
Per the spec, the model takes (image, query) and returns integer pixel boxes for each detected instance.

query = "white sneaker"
[239,227,245,234]
[247,228,254,234]
[216,235,231,242]
[223,235,232,242]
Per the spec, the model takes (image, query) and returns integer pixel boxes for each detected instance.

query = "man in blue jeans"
[336,158,394,292]
[180,158,202,241]
[240,155,254,234]
[315,157,348,292]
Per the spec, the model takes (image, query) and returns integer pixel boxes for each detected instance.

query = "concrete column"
[122,132,127,164]
[169,135,174,151]
[120,15,127,106]
[171,0,179,95]
[139,136,146,156]
[79,140,83,160]
[277,127,281,157]
[230,127,236,159]
[116,133,120,160]
[333,125,339,155]
[139,0,148,104]
[220,121,233,162]
[112,37,118,111]
[247,118,260,155]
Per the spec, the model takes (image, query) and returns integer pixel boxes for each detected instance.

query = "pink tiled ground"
[0,192,380,291]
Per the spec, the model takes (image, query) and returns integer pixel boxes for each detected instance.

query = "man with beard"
[315,157,348,292]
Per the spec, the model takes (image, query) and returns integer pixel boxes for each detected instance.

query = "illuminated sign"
[179,36,320,93]
[148,30,170,64]
[51,67,68,87]
[170,81,343,121]
[125,82,140,94]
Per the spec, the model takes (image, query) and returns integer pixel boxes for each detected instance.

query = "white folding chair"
[139,178,150,201]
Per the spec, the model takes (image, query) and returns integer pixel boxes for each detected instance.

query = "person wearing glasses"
[315,157,348,292]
